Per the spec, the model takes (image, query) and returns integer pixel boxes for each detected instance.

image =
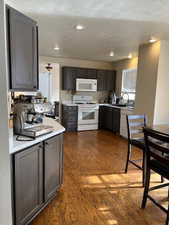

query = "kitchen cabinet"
[6,6,38,91]
[62,67,77,90]
[62,105,78,131]
[12,134,63,225]
[97,70,107,91]
[14,143,43,225]
[61,66,116,91]
[44,135,63,201]
[99,106,120,133]
[97,70,116,91]
[107,70,116,91]
[76,68,97,79]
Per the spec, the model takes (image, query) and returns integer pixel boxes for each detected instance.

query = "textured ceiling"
[6,0,169,61]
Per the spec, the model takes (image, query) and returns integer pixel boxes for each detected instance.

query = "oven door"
[78,107,98,125]
[76,79,97,92]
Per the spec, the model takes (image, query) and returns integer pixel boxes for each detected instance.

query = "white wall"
[0,1,13,225]
[134,42,160,125]
[153,40,169,124]
[39,63,60,103]
[40,56,114,70]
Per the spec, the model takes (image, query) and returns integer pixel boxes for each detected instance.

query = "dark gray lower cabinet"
[99,106,120,133]
[62,105,78,131]
[44,135,63,201]
[14,143,43,225]
[13,133,63,225]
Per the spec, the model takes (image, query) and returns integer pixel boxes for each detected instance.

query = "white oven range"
[72,95,99,131]
[78,104,99,131]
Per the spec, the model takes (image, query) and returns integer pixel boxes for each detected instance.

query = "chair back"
[126,114,147,141]
[143,127,169,166]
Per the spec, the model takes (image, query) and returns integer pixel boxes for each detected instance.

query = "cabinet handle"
[33,86,37,89]
[45,142,49,145]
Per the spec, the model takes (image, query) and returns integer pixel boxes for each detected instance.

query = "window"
[121,68,137,100]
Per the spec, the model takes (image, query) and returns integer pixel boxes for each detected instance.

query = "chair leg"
[142,151,146,187]
[166,204,169,225]
[161,176,164,183]
[141,168,151,209]
[125,143,131,173]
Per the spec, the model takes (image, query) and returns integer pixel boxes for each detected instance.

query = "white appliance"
[120,108,133,138]
[76,79,97,92]
[73,95,99,131]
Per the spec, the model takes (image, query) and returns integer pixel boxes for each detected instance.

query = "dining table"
[149,124,169,136]
[142,124,169,186]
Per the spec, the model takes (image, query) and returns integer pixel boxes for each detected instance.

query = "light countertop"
[9,117,65,154]
[62,102,134,111]
[99,103,134,111]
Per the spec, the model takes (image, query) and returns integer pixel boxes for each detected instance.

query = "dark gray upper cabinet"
[14,144,43,225]
[76,68,97,79]
[44,134,63,202]
[62,66,116,91]
[97,70,116,91]
[97,70,107,91]
[6,6,39,91]
[62,67,77,90]
[106,70,116,92]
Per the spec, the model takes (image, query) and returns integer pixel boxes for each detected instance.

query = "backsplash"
[60,90,109,103]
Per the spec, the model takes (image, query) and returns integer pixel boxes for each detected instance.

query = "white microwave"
[76,79,97,92]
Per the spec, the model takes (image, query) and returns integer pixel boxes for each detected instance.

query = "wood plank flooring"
[31,130,168,225]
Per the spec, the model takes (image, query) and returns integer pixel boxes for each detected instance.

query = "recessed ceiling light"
[128,53,132,59]
[75,24,84,30]
[149,37,157,43]
[110,51,114,57]
[54,46,60,50]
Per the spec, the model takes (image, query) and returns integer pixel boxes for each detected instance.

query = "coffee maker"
[13,103,54,138]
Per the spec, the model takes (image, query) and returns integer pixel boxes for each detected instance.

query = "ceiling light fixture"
[149,37,157,43]
[110,51,114,57]
[75,24,84,30]
[54,46,60,50]
[128,53,132,59]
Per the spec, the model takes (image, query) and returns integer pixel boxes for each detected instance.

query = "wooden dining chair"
[142,127,169,225]
[125,114,147,186]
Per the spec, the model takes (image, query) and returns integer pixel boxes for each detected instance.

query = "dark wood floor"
[31,130,168,225]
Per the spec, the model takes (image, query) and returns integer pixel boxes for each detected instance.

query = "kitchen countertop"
[62,102,134,110]
[99,103,134,111]
[9,117,65,154]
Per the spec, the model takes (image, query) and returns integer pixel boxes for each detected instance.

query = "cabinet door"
[97,70,107,91]
[76,68,87,78]
[87,69,97,79]
[106,71,116,91]
[14,144,43,225]
[62,67,77,90]
[104,107,113,130]
[62,105,78,131]
[44,134,63,201]
[77,68,97,79]
[112,108,120,133]
[7,6,38,91]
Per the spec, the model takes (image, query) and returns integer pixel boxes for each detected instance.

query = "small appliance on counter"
[13,102,54,139]
[108,92,117,104]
